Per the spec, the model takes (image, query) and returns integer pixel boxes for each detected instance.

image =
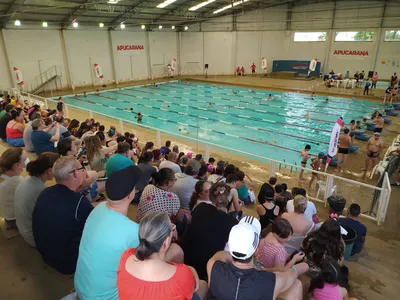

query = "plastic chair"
[316,181,337,202]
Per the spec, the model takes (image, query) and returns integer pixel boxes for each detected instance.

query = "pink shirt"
[313,283,342,300]
[256,240,288,268]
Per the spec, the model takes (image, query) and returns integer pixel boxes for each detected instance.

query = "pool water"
[60,81,382,165]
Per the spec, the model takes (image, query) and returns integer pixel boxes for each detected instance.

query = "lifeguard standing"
[251,63,256,76]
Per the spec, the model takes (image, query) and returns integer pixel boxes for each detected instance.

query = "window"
[384,30,400,41]
[335,31,374,42]
[294,32,326,42]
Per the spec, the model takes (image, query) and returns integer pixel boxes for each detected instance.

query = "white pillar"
[156,130,161,148]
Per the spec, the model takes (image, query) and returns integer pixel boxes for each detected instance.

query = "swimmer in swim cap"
[268,94,273,100]
[179,128,190,135]
[325,98,329,102]
[232,90,237,95]
[124,108,134,112]
[305,111,311,119]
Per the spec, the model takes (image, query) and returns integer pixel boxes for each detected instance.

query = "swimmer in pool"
[232,90,237,95]
[268,94,273,100]
[305,111,311,119]
[83,92,87,97]
[248,89,254,93]
[95,89,100,95]
[311,92,316,100]
[265,140,277,145]
[325,98,329,102]
[209,102,212,107]
[135,113,143,123]
[153,82,158,88]
[179,128,190,135]
[124,108,134,112]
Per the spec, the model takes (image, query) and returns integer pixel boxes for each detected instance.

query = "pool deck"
[0,75,396,299]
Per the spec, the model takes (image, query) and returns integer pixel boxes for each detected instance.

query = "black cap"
[217,160,225,167]
[106,166,143,201]
[327,195,346,213]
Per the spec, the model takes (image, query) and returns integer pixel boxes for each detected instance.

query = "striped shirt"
[257,240,288,268]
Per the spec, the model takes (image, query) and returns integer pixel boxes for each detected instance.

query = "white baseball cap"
[228,216,261,260]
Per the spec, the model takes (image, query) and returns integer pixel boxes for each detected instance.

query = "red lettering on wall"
[333,50,368,56]
[117,45,145,51]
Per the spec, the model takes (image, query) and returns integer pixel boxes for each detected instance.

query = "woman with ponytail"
[14,152,60,246]
[189,180,211,210]
[301,218,345,278]
[117,211,207,300]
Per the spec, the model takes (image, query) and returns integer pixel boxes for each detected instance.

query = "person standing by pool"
[337,129,351,173]
[309,152,324,188]
[57,97,64,117]
[364,133,383,174]
[384,86,392,103]
[390,72,397,86]
[241,66,245,76]
[371,72,378,89]
[299,145,311,181]
[363,79,371,95]
[373,113,384,133]
[251,63,256,76]
[344,71,350,79]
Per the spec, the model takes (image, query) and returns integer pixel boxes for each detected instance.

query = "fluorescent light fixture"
[120,23,126,29]
[42,21,48,27]
[213,0,249,14]
[99,22,104,28]
[189,0,215,11]
[14,20,21,26]
[159,25,162,29]
[156,0,177,8]
[171,25,175,29]
[141,24,146,29]
[184,26,189,30]
[107,0,119,3]
[73,21,78,28]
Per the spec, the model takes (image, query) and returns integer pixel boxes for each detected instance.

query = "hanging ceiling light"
[14,20,21,26]
[99,22,104,28]
[188,0,215,11]
[42,21,48,28]
[171,25,175,29]
[73,21,79,28]
[159,25,163,29]
[184,26,189,30]
[120,23,126,29]
[141,24,146,29]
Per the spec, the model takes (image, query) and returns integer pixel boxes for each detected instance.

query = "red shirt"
[117,248,195,300]
[251,65,256,71]
[236,67,240,72]
[241,67,245,72]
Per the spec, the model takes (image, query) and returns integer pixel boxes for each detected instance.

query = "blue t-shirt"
[105,153,134,176]
[31,130,55,155]
[32,184,93,274]
[74,202,139,300]
[339,218,367,255]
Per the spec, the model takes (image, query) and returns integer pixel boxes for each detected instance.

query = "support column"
[323,1,336,73]
[108,30,118,84]
[0,29,14,88]
[59,29,73,89]
[373,1,387,72]
[231,31,237,76]
[145,30,152,79]
[177,31,181,75]
[286,2,293,31]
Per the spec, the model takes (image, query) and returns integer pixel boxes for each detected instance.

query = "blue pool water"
[60,81,383,164]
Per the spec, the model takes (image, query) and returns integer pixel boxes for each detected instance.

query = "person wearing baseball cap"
[207,216,308,300]
[75,166,143,300]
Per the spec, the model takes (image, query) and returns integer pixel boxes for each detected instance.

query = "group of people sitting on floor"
[0,98,367,299]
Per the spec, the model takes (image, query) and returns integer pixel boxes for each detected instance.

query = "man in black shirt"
[182,182,238,280]
[0,104,15,141]
[207,217,308,300]
[33,156,93,274]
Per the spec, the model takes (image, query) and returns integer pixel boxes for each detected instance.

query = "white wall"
[149,32,178,78]
[2,29,67,90]
[110,31,148,82]
[0,31,12,90]
[180,32,204,75]
[375,30,400,79]
[204,32,234,75]
[64,30,114,87]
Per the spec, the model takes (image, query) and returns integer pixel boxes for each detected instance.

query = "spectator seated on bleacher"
[105,142,134,176]
[6,108,25,147]
[0,104,15,142]
[14,152,60,247]
[32,156,93,274]
[338,203,367,257]
[31,118,60,156]
[0,148,27,229]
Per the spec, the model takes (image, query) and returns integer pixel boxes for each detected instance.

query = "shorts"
[367,151,379,158]
[374,127,383,133]
[252,70,255,73]
[350,132,355,137]
[301,161,307,165]
[338,148,349,154]
[312,172,318,176]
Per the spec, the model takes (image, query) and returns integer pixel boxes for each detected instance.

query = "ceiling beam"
[61,0,98,26]
[1,0,26,21]
[150,0,198,24]
[108,0,151,30]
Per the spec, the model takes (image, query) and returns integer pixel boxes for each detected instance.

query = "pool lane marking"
[121,88,334,125]
[131,86,345,120]
[166,83,375,114]
[87,93,330,143]
[106,90,332,134]
[171,81,382,110]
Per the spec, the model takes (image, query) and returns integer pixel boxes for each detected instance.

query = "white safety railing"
[18,91,391,226]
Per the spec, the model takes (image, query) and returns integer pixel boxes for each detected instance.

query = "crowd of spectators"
[0,98,366,300]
